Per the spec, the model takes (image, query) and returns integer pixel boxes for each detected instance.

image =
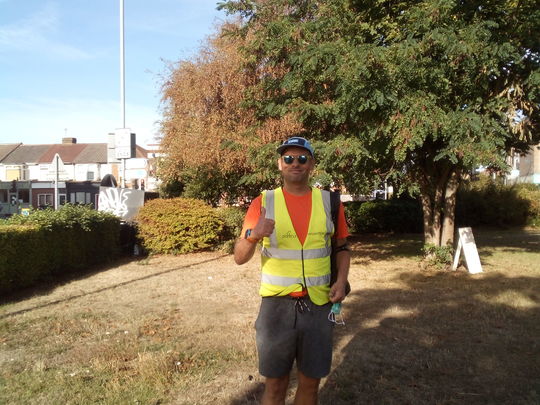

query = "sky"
[0,0,226,148]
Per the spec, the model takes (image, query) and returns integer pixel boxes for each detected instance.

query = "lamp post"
[120,0,126,188]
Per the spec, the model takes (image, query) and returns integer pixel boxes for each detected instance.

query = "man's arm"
[234,207,275,265]
[329,238,351,303]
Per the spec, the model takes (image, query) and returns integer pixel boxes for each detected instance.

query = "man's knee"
[263,375,290,404]
[297,371,320,394]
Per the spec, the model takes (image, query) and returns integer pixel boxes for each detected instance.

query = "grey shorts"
[255,296,334,379]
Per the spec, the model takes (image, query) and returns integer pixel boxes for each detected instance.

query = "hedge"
[136,198,224,254]
[456,180,538,228]
[345,199,423,233]
[0,205,121,295]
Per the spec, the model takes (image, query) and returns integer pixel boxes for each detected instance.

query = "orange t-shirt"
[241,189,349,245]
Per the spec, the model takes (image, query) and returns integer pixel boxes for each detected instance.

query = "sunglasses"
[282,155,310,165]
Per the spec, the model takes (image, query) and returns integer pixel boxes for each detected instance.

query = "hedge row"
[345,199,423,233]
[345,181,540,234]
[0,205,121,295]
[456,181,540,228]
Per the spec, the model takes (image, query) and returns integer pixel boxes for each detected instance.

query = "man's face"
[277,146,315,185]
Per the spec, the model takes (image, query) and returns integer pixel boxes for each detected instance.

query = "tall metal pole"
[54,154,59,210]
[120,0,126,188]
[120,0,125,129]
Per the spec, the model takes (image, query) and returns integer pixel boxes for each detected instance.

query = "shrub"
[456,179,532,227]
[346,199,423,233]
[515,184,540,227]
[136,198,224,254]
[0,205,121,295]
[422,243,454,268]
[216,206,246,253]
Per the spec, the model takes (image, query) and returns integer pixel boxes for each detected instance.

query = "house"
[0,137,157,216]
[506,143,540,185]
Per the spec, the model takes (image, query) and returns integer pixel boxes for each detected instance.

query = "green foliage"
[422,243,454,268]
[456,178,532,227]
[216,206,246,241]
[0,205,121,295]
[215,206,247,253]
[345,199,423,234]
[136,198,224,254]
[159,178,184,198]
[220,0,540,245]
[515,184,540,227]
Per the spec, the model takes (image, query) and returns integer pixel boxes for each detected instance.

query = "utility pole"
[120,0,126,188]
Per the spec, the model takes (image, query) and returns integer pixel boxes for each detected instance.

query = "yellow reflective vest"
[260,187,334,305]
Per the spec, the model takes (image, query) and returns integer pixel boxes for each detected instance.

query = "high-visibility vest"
[260,187,334,305]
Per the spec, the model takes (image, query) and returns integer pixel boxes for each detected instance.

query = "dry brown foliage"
[158,21,302,182]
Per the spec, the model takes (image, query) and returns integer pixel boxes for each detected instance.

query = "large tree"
[219,0,540,246]
[158,22,303,204]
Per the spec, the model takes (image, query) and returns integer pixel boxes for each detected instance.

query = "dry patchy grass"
[0,229,539,404]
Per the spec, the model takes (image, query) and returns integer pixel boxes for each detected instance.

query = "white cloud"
[0,2,94,60]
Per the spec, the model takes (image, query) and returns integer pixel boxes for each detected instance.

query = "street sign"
[114,128,136,159]
[452,227,483,274]
[47,153,70,180]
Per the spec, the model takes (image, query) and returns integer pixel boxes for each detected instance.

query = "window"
[38,194,54,207]
[87,171,95,180]
[18,189,30,203]
[71,192,92,204]
[6,166,20,181]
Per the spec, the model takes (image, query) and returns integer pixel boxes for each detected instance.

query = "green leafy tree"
[219,0,540,247]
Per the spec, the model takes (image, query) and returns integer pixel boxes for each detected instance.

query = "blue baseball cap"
[276,137,314,156]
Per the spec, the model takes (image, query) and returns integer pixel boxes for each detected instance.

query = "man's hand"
[234,206,274,265]
[329,280,347,303]
[251,207,275,241]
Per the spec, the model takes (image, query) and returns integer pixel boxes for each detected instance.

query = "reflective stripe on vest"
[261,246,332,260]
[261,273,331,287]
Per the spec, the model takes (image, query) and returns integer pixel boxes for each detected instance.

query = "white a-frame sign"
[452,227,483,274]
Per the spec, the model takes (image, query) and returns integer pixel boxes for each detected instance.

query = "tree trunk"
[441,169,460,247]
[419,165,459,249]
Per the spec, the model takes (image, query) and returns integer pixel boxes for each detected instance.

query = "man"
[234,137,351,405]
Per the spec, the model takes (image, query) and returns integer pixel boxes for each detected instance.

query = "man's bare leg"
[262,374,290,405]
[293,370,320,405]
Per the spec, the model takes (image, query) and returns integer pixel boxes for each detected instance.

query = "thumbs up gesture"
[251,207,275,241]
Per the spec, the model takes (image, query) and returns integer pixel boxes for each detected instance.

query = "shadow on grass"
[319,271,540,405]
[228,228,539,405]
[0,256,136,306]
[0,255,228,319]
[349,233,424,266]
[474,228,540,256]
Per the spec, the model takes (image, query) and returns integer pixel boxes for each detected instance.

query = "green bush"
[515,184,540,227]
[422,243,454,268]
[345,199,423,233]
[136,198,224,254]
[456,179,533,227]
[215,206,247,253]
[0,205,121,295]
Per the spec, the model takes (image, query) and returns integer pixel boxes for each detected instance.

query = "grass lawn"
[0,228,538,404]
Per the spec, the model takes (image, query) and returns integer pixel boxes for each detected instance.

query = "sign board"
[114,128,136,159]
[47,153,70,180]
[452,227,483,274]
[98,186,144,221]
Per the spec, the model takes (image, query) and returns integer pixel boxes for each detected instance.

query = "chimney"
[62,137,77,144]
